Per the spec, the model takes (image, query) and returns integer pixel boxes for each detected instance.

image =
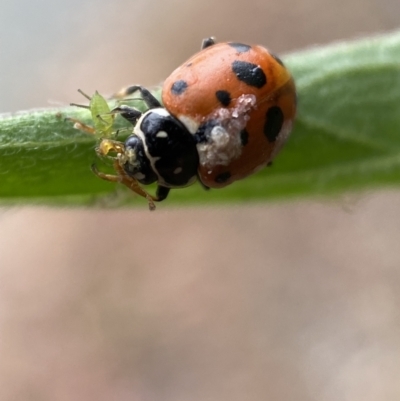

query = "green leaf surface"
[1,31,400,207]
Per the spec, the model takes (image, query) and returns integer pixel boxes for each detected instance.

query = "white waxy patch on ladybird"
[231,94,257,118]
[156,131,168,138]
[178,115,200,134]
[197,125,240,167]
[197,94,257,168]
[173,167,183,174]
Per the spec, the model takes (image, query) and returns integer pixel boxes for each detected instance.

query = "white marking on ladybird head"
[173,167,183,174]
[156,130,168,138]
[178,115,200,134]
[152,108,170,117]
[134,172,146,180]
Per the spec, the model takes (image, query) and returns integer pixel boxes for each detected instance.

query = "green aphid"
[68,89,116,138]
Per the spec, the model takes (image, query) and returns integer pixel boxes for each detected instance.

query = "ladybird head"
[97,108,199,190]
[95,135,158,186]
[129,109,199,188]
[122,135,158,185]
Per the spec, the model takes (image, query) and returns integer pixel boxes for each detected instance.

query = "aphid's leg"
[65,117,97,135]
[96,113,114,125]
[91,163,156,211]
[113,85,161,109]
[112,127,131,140]
[110,105,143,125]
[201,37,216,49]
[155,186,170,202]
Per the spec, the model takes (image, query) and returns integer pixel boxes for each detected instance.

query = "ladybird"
[89,37,296,209]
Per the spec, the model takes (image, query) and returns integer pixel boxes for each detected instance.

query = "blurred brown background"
[1,1,400,400]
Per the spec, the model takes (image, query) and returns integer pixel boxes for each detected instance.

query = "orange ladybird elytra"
[162,40,297,188]
[89,37,296,209]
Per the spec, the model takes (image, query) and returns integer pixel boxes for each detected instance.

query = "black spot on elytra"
[240,129,249,146]
[228,42,251,53]
[215,171,231,184]
[215,90,231,107]
[171,80,188,95]
[231,60,266,88]
[264,106,284,142]
[271,53,285,66]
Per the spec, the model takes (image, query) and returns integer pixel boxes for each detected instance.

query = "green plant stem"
[1,30,400,206]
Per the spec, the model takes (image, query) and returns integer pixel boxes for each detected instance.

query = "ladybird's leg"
[113,85,161,109]
[65,116,97,135]
[196,176,210,191]
[155,185,170,202]
[128,85,162,109]
[91,162,157,211]
[109,105,143,125]
[193,171,210,191]
[201,37,216,49]
[113,85,143,99]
